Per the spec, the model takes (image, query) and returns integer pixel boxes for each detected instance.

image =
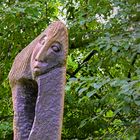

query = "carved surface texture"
[29,68,65,140]
[9,21,68,140]
[12,81,37,140]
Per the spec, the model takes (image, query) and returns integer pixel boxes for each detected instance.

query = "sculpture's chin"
[32,66,48,78]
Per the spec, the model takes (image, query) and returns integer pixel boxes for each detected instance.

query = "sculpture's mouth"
[33,61,48,77]
[33,61,48,70]
[34,61,48,68]
[33,61,64,79]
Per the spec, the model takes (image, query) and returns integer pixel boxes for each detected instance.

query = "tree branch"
[128,53,139,79]
[67,50,98,77]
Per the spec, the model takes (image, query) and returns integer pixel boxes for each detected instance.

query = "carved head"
[30,21,68,79]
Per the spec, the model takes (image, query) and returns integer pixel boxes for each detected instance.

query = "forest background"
[0,0,140,139]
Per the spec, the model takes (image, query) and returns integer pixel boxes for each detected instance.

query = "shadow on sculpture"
[9,21,68,140]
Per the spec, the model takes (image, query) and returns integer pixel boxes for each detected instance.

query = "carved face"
[30,21,68,79]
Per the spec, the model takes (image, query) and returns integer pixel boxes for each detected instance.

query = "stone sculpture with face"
[31,22,68,78]
[9,21,68,140]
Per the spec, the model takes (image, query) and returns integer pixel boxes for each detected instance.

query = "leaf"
[78,87,88,96]
[65,85,70,91]
[121,84,130,93]
[134,100,140,106]
[93,83,102,89]
[86,91,96,98]
[106,110,114,117]
[112,46,118,52]
[78,119,87,129]
[69,77,77,82]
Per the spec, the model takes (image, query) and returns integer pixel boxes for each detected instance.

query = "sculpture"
[8,21,68,140]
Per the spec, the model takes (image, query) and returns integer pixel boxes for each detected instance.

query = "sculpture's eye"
[51,43,61,52]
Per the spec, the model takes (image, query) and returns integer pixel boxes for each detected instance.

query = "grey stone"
[9,21,68,140]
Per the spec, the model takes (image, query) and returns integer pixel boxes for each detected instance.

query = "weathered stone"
[9,21,68,140]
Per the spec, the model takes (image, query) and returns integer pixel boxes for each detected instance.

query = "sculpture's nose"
[35,50,45,63]
[34,60,41,68]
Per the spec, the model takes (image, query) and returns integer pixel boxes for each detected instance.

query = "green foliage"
[62,0,140,139]
[64,77,140,139]
[0,0,140,139]
[0,79,13,139]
